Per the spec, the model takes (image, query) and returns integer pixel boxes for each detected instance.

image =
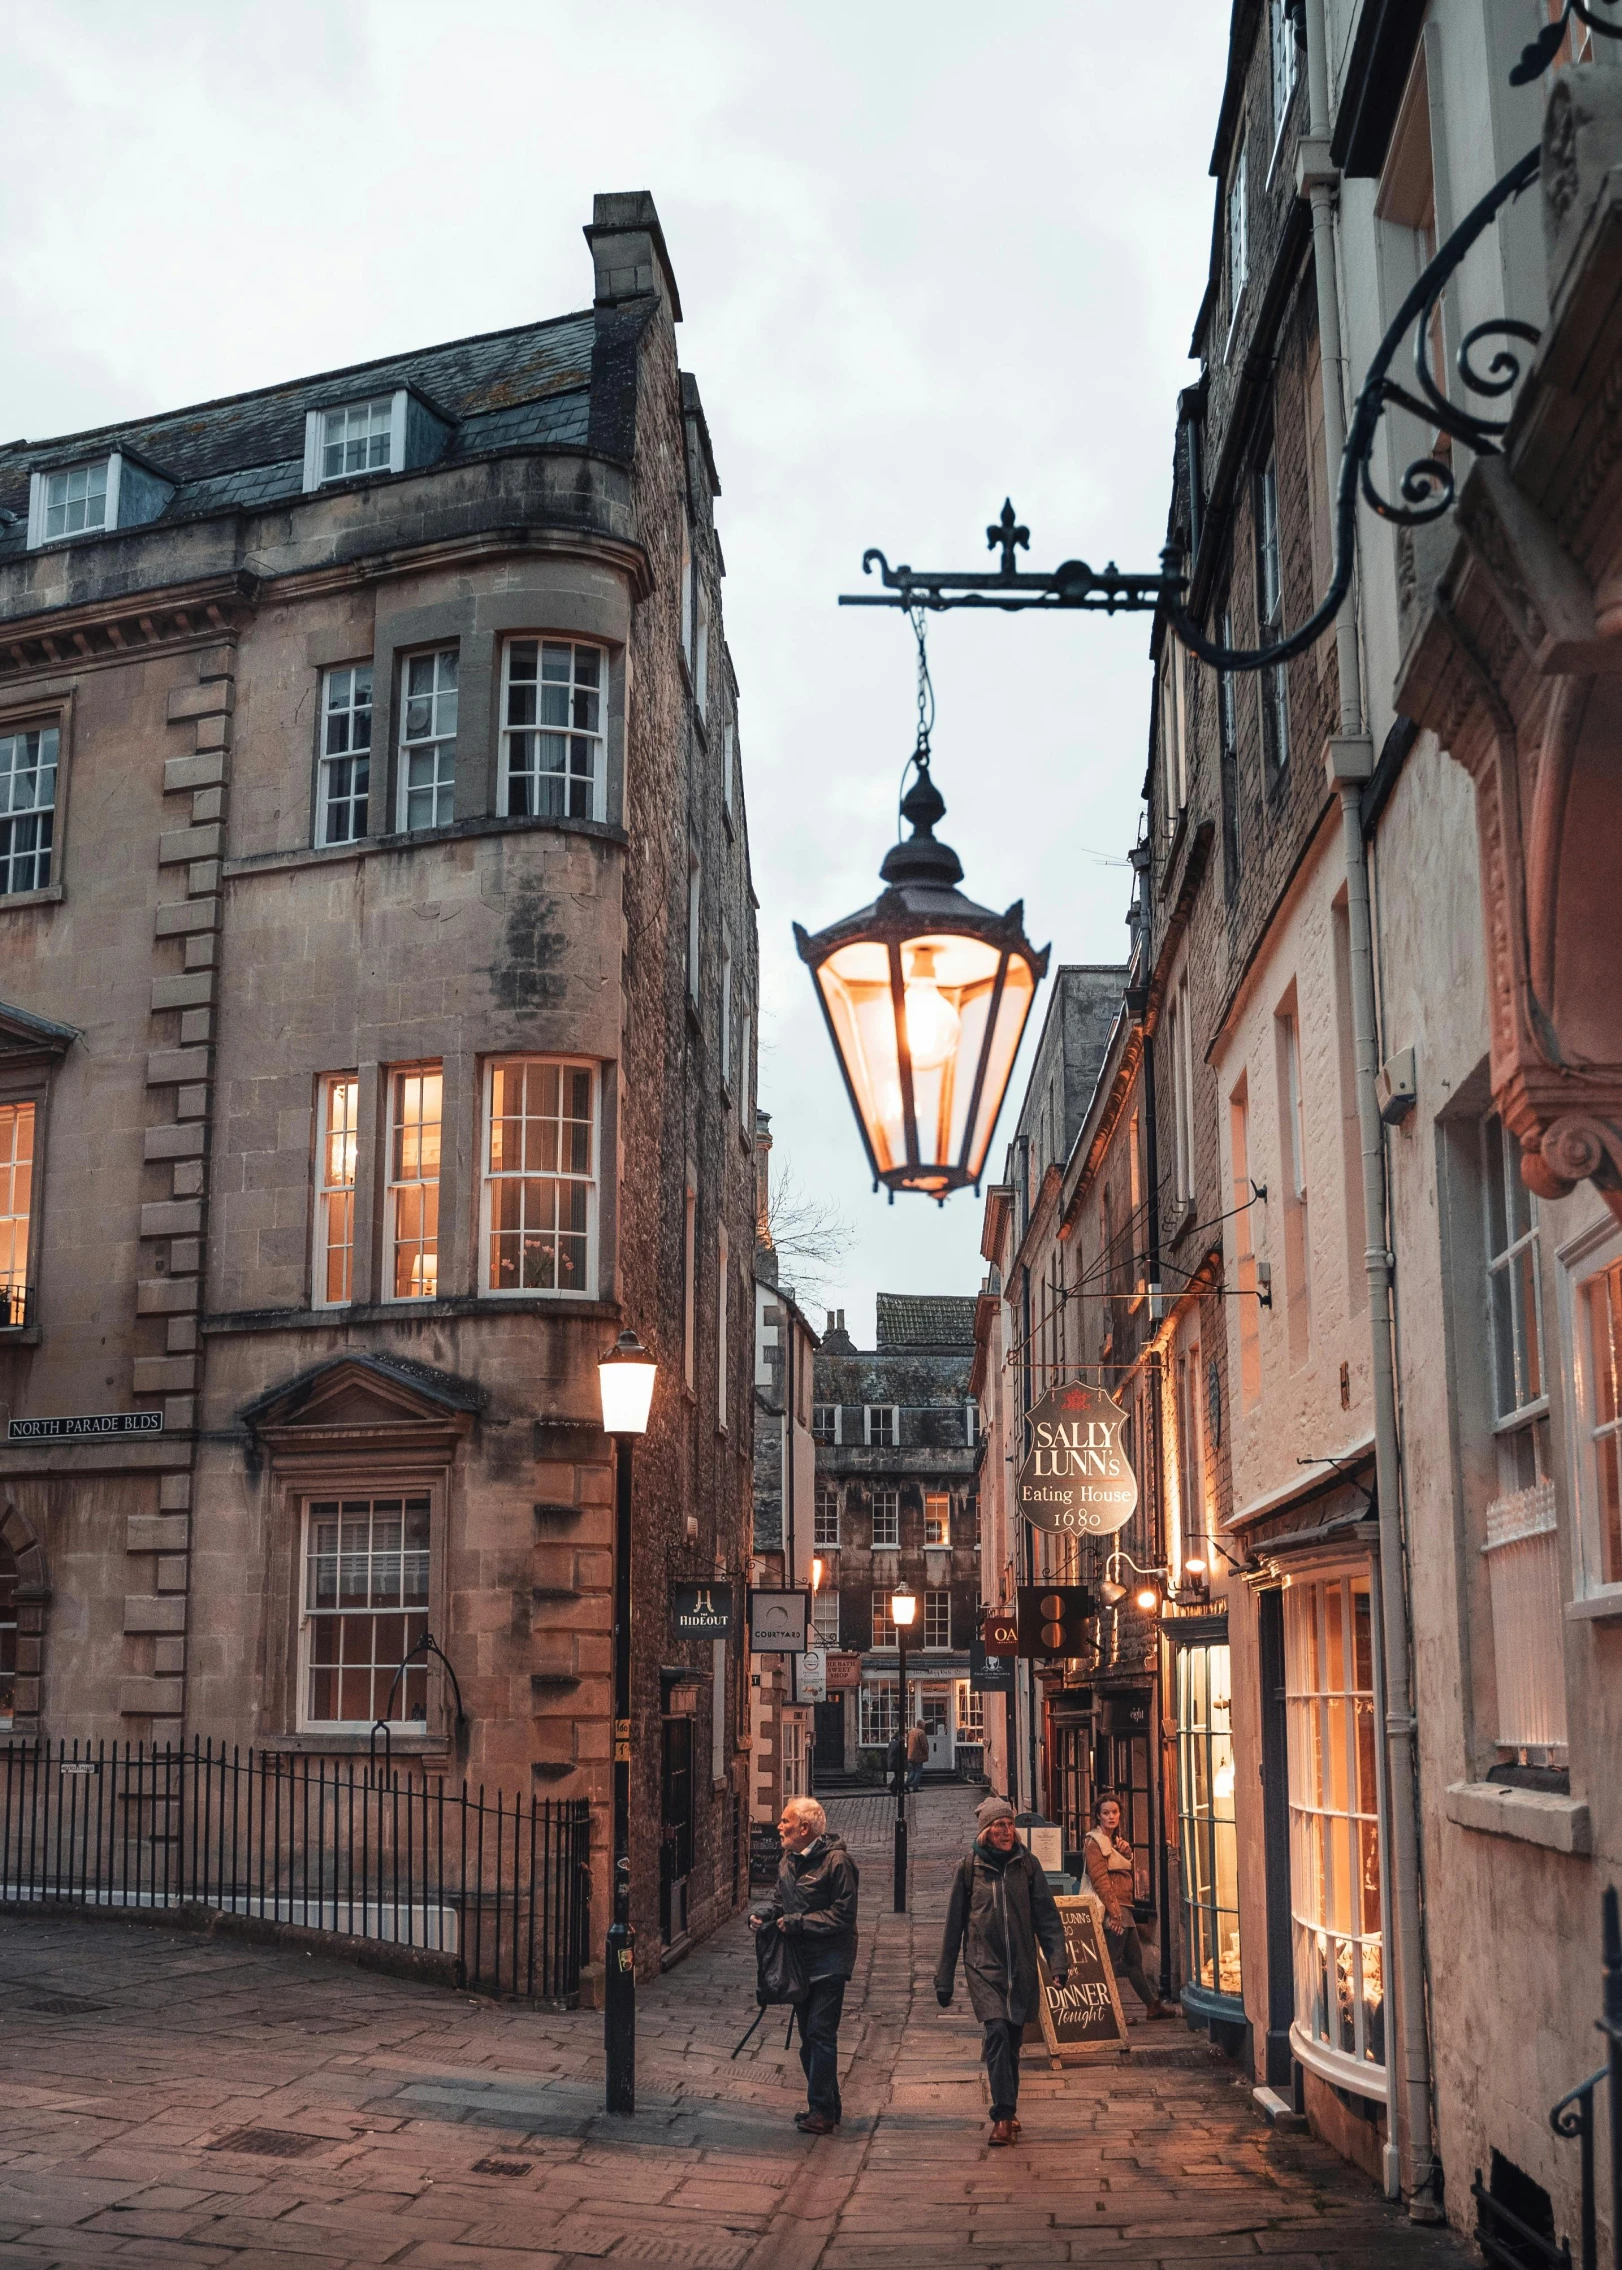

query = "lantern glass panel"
[964,950,1037,1182]
[815,940,905,1173]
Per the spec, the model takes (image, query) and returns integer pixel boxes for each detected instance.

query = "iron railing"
[1476,1885,1622,2270]
[0,1737,591,2004]
[0,1280,35,1329]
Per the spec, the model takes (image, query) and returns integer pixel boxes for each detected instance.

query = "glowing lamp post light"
[889,1581,918,1911]
[597,1326,656,2117]
[794,759,1049,1202]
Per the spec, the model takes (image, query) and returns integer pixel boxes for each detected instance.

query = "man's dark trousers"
[981,2016,1024,2121]
[797,1978,846,2121]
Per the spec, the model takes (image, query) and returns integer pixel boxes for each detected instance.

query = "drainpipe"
[1302,0,1437,2216]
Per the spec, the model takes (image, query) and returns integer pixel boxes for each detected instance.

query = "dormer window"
[25,451,172,550]
[301,388,448,493]
[45,463,107,540]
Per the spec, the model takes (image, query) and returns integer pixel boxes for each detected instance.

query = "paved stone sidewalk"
[0,1785,1473,2268]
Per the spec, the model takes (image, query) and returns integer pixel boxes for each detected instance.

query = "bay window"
[500,639,605,822]
[1176,1642,1241,2003]
[399,649,458,832]
[482,1057,597,1296]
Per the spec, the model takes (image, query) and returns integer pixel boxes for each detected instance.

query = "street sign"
[798,1647,827,1701]
[824,1651,862,1690]
[1016,1585,1092,1658]
[980,1607,1019,1658]
[7,1411,163,1441]
[969,1638,1015,1694]
[1016,1383,1138,1537]
[671,1582,733,1639]
[747,1589,809,1653]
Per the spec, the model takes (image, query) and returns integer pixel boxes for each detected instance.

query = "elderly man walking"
[750,1796,859,2134]
[934,1796,1068,2146]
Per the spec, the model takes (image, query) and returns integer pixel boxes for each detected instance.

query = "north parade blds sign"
[1016,1382,1139,1537]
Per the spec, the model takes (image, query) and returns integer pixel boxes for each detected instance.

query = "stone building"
[810,1294,980,1779]
[975,4,1622,2251]
[0,190,760,1969]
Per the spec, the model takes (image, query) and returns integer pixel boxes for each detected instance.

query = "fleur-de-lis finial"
[987,499,1030,578]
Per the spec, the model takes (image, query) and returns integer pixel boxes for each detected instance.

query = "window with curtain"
[1177,1642,1241,2002]
[1284,1572,1384,2077]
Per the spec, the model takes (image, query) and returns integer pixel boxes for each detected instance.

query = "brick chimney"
[583,191,682,323]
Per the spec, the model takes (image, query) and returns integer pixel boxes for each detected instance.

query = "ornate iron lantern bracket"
[842,124,1570,671]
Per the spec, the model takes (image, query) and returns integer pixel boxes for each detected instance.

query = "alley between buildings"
[0,1787,1471,2270]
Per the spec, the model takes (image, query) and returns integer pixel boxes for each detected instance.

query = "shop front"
[1173,1622,1244,2053]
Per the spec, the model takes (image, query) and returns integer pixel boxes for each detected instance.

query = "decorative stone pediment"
[1395,70,1622,1222]
[0,1002,77,1071]
[244,1353,482,1463]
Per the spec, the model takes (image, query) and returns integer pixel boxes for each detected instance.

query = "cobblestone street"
[0,1787,1474,2269]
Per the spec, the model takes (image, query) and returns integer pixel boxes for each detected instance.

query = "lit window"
[1284,1573,1383,2075]
[924,1493,950,1547]
[954,1680,984,1744]
[317,666,372,847]
[302,1495,430,1727]
[924,1590,950,1649]
[859,1678,898,1748]
[0,1103,34,1328]
[871,1591,898,1650]
[811,1403,839,1444]
[865,1404,897,1448]
[321,397,394,483]
[483,1058,597,1296]
[399,650,458,832]
[0,728,57,897]
[813,1485,840,1549]
[871,1488,899,1550]
[500,640,605,823]
[387,1067,441,1300]
[44,461,108,539]
[315,1075,359,1307]
[1177,1642,1241,1999]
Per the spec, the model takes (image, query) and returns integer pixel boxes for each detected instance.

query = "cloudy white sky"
[3,0,1230,1348]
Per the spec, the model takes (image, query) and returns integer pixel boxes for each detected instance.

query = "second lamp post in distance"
[598,1327,657,2117]
[890,1580,916,1911]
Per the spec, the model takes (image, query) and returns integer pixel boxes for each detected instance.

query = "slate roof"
[0,308,605,560]
[874,1294,977,1353]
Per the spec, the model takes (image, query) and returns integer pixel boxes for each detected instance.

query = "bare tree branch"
[763,1161,853,1309]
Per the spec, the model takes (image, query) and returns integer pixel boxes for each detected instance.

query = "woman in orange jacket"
[1083,1794,1173,2020]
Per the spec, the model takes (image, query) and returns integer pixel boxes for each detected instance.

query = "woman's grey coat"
[934,1838,1069,2025]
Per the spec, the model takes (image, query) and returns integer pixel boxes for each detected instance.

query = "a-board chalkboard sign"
[1036,1892,1130,2063]
[749,1823,783,1889]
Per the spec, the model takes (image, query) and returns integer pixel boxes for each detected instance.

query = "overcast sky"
[3,0,1230,1349]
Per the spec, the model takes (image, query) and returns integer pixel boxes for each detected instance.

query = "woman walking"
[934,1796,1069,2146]
[1083,1794,1173,2020]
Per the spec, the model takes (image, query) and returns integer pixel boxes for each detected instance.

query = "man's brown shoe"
[988,2119,1015,2147]
[795,2111,838,2134]
[1143,1999,1177,2020]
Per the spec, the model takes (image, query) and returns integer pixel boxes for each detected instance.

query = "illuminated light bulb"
[1214,1759,1236,1802]
[1135,1585,1159,1613]
[810,1556,825,1594]
[1184,1556,1206,1576]
[903,945,961,1072]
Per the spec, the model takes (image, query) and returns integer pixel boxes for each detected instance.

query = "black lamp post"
[890,1580,916,1911]
[597,1326,657,2118]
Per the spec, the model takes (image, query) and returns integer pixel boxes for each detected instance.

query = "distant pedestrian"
[934,1795,1069,2147]
[749,1796,859,2134]
[884,1728,904,1792]
[1083,1795,1173,2019]
[905,1720,929,1792]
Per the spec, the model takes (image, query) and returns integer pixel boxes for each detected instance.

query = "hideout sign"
[1017,1383,1138,1537]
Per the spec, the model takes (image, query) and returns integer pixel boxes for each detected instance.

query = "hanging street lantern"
[794,614,1048,1203]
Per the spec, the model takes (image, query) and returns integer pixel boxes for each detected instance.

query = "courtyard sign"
[1016,1383,1137,1537]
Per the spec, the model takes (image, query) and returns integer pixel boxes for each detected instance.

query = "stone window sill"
[1566,1590,1622,1622]
[1444,1778,1592,1855]
[260,1732,451,1761]
[0,886,64,913]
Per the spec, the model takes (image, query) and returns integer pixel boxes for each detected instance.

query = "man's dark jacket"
[935,1837,1068,2024]
[757,1833,859,1983]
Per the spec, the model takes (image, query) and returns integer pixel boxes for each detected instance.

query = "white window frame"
[859,1678,898,1748]
[871,1487,900,1550]
[497,638,607,825]
[871,1590,898,1651]
[864,1403,899,1448]
[694,579,710,721]
[28,455,119,547]
[314,1073,359,1309]
[479,1056,599,1300]
[1558,1211,1622,1613]
[1160,644,1189,830]
[315,664,373,849]
[813,1485,840,1550]
[722,719,736,820]
[811,1402,840,1445]
[0,724,59,897]
[302,392,407,492]
[811,1590,840,1646]
[1225,135,1249,355]
[297,1491,433,1732]
[965,1400,979,1447]
[397,647,459,833]
[924,1492,951,1547]
[1269,0,1300,164]
[924,1589,951,1651]
[385,1064,442,1303]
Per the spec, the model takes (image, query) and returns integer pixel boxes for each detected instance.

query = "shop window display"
[1176,1642,1241,2001]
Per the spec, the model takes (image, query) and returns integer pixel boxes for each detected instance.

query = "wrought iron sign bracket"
[841,501,1175,619]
